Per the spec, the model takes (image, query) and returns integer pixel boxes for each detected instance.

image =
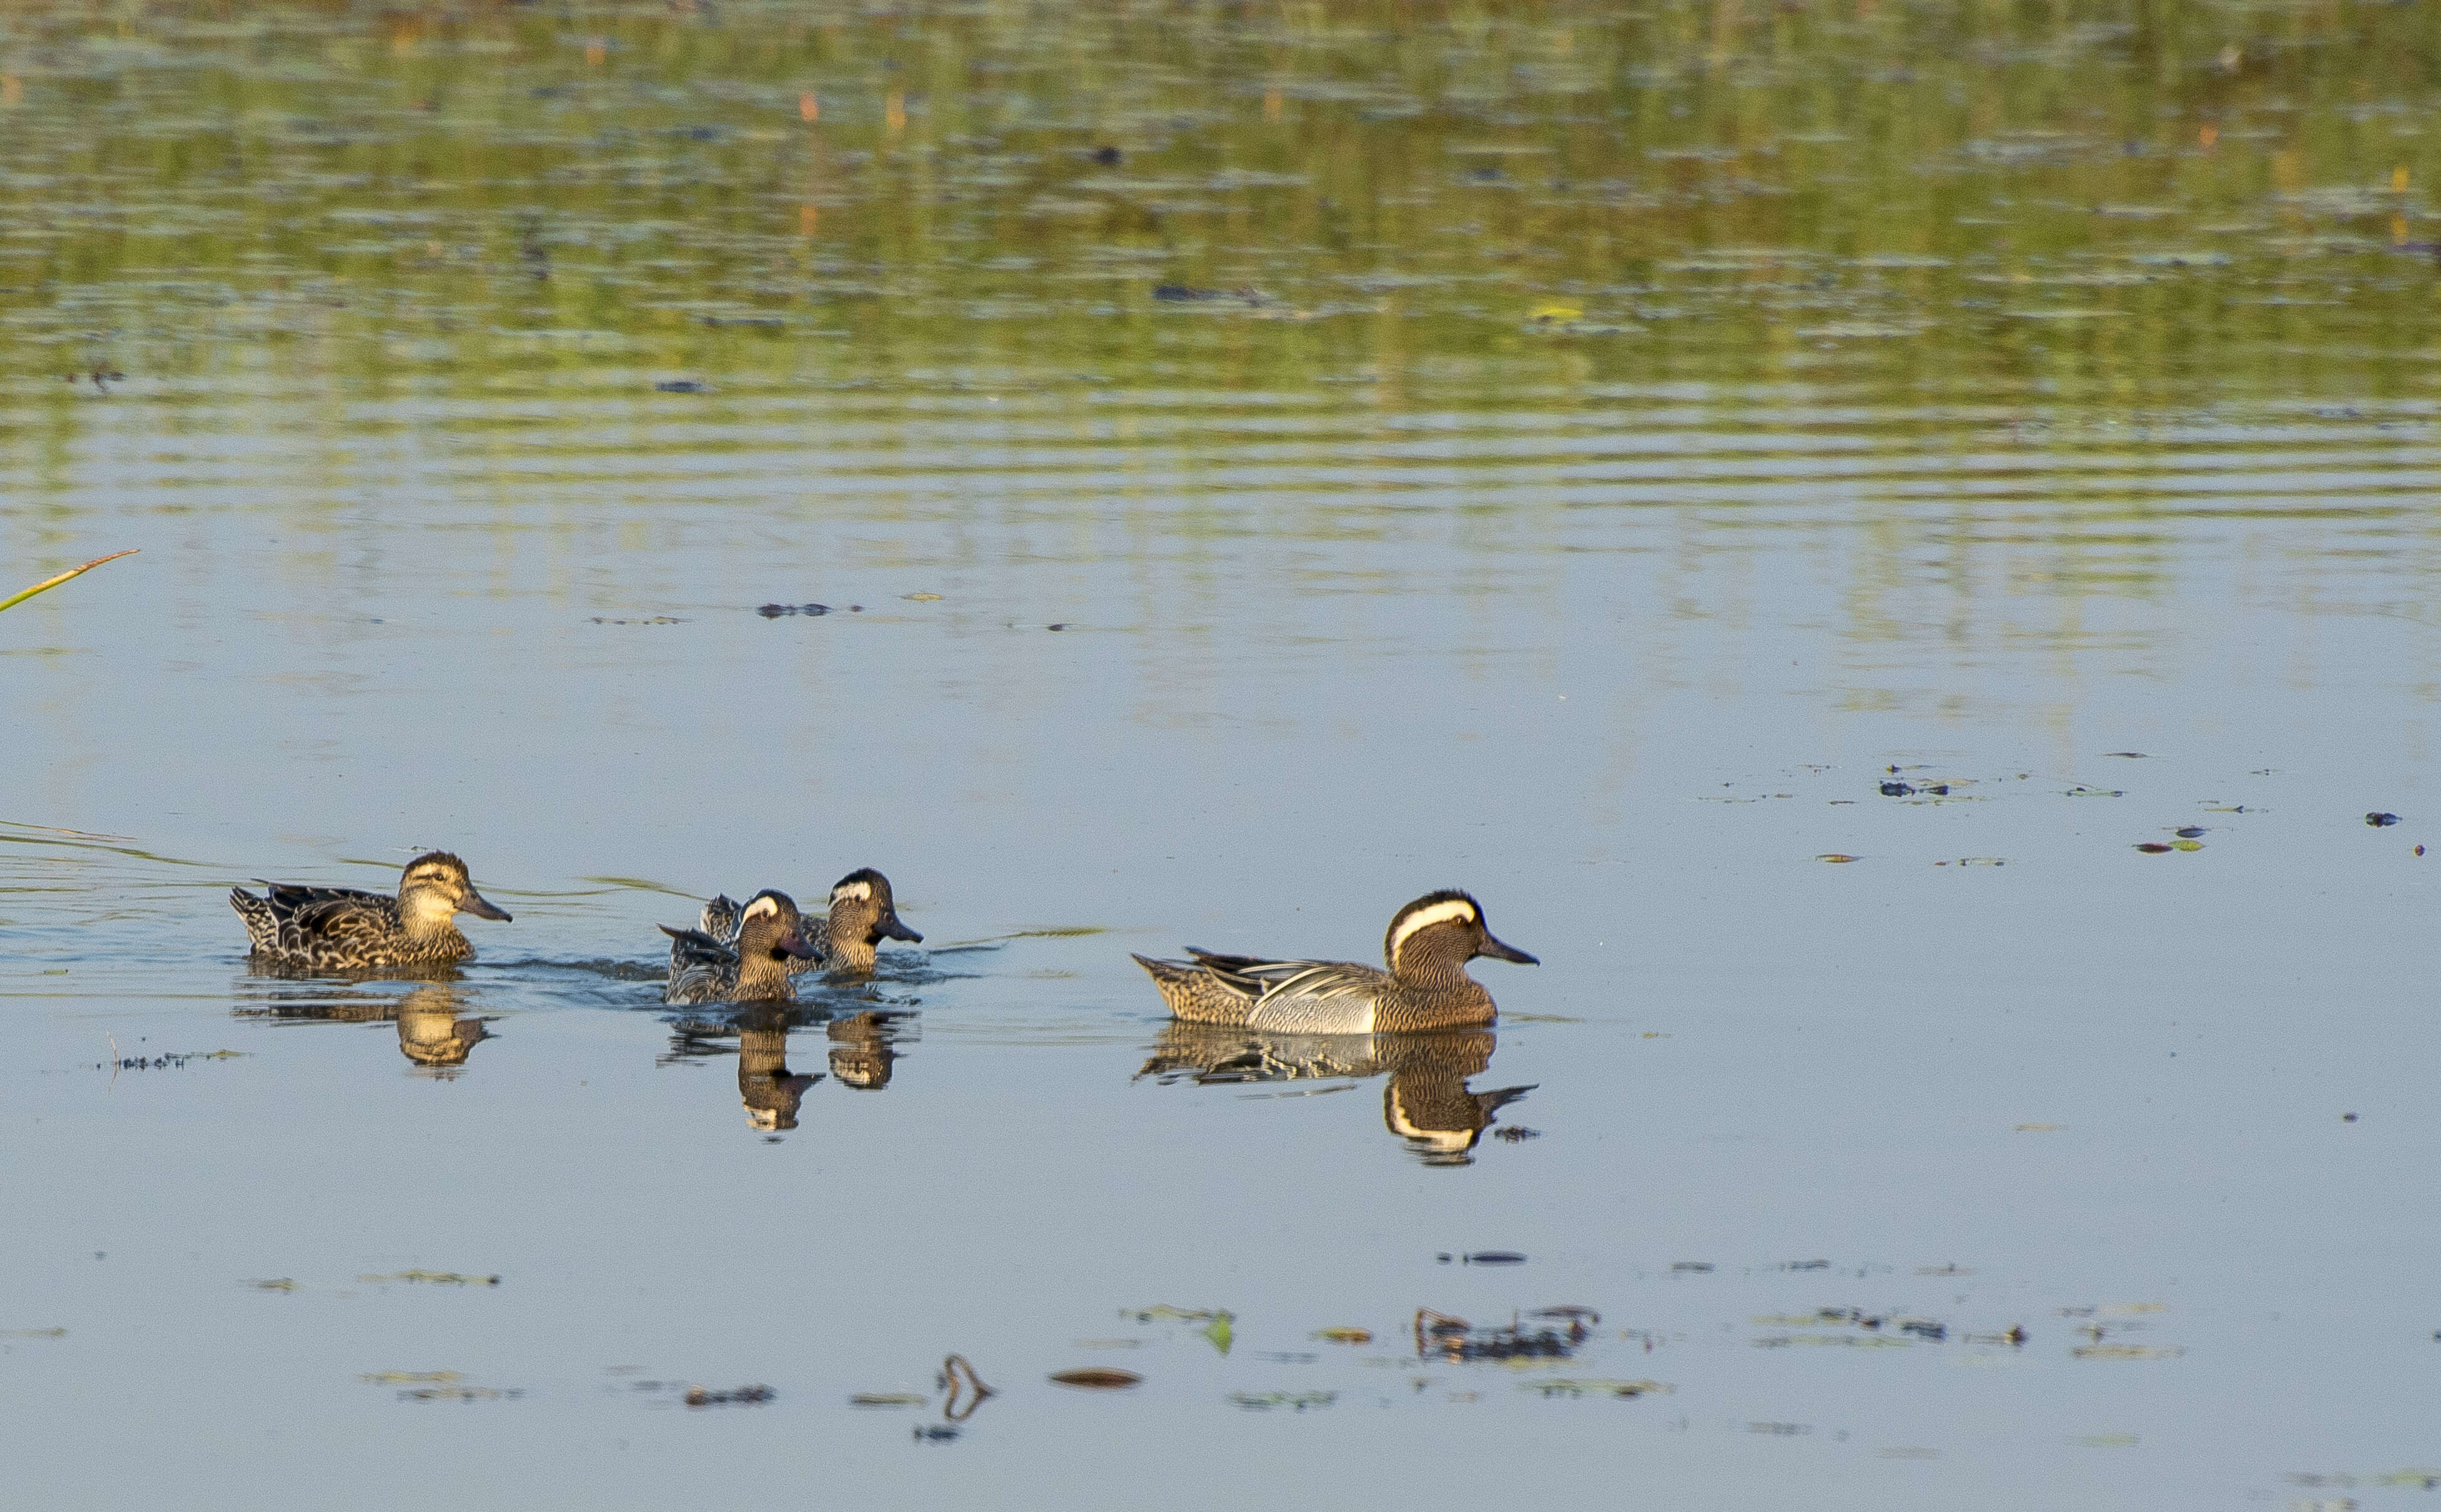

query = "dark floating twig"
[757,603,830,617]
[683,1383,774,1407]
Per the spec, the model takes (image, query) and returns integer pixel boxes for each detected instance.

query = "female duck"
[229,851,513,971]
[1132,890,1537,1034]
[700,868,922,976]
[661,890,816,1005]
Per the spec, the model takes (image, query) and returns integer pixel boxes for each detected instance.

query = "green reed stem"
[0,551,137,614]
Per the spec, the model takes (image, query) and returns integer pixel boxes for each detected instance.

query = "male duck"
[229,851,513,971]
[1132,890,1537,1033]
[661,890,816,1004]
[700,867,922,976]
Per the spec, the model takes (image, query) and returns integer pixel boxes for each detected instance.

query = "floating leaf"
[2171,840,2202,852]
[1314,1327,1372,1344]
[1050,1368,1142,1390]
[1202,1313,1235,1355]
[903,592,944,602]
[1817,853,1860,863]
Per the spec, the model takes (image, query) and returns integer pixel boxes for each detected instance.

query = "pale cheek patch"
[743,895,781,922]
[1389,899,1477,960]
[832,881,874,905]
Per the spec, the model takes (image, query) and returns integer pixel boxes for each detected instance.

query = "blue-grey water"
[7,2,2441,1507]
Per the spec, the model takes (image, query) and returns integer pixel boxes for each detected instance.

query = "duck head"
[1382,890,1537,982]
[397,852,513,931]
[736,890,817,963]
[827,868,923,949]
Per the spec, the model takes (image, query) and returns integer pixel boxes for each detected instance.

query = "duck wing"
[699,895,742,940]
[659,924,737,1004]
[264,883,400,944]
[1184,951,1387,1007]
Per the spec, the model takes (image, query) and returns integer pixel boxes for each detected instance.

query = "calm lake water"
[6,2,2441,1506]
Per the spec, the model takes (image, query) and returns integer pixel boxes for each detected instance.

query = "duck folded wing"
[268,886,399,941]
[1185,952,1386,1004]
[698,895,742,941]
[659,924,736,973]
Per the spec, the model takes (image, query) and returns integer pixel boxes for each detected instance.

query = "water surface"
[6,3,2441,1507]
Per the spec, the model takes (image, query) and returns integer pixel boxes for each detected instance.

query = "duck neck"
[826,903,877,972]
[1390,940,1476,991]
[397,888,461,941]
[733,936,795,997]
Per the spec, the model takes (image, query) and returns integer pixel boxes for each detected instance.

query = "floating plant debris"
[1314,1327,1372,1344]
[1050,1368,1142,1390]
[1491,1126,1541,1142]
[756,603,829,617]
[358,1270,500,1287]
[2367,812,2401,827]
[1521,1378,1670,1398]
[684,1384,774,1406]
[652,379,710,393]
[1463,1251,1526,1265]
[97,1049,246,1071]
[1228,1390,1333,1410]
[1816,853,1860,863]
[849,1393,928,1408]
[1415,1308,1589,1362]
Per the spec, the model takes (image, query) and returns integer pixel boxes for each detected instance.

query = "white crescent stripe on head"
[832,881,872,904]
[743,895,780,921]
[1389,898,1477,960]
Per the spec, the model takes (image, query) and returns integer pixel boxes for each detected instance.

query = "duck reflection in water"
[395,985,490,1073]
[232,978,495,1076]
[1137,1024,1535,1166]
[826,1010,914,1091]
[736,1004,821,1131]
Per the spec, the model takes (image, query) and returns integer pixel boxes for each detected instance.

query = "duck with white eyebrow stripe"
[697,868,923,976]
[1131,890,1538,1034]
[659,890,817,1005]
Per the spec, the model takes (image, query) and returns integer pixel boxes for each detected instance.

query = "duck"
[661,890,816,1004]
[699,868,922,976]
[229,851,513,971]
[1131,890,1537,1033]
